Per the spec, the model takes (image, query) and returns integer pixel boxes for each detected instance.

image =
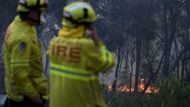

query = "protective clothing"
[62,1,97,28]
[48,26,115,107]
[3,16,48,102]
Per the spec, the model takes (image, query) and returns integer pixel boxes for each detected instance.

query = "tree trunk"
[112,49,122,91]
[162,3,170,77]
[134,30,142,94]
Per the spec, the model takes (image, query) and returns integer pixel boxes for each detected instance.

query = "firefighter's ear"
[85,29,93,38]
[84,24,94,38]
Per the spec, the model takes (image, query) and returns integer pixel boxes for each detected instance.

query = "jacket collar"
[58,26,85,38]
[14,16,27,25]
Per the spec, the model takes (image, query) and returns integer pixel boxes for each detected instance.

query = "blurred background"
[1,0,190,107]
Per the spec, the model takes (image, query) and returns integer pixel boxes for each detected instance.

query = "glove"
[42,94,49,101]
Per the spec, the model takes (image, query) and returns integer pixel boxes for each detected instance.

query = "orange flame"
[108,79,159,94]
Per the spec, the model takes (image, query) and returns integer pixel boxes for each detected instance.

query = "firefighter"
[48,1,115,107]
[3,0,48,107]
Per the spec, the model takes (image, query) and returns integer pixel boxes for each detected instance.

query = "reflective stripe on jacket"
[50,63,99,81]
[4,16,48,102]
[48,26,115,107]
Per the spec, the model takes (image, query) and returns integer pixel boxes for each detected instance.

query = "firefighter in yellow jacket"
[48,1,115,107]
[3,0,48,107]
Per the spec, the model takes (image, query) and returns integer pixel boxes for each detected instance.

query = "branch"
[141,53,164,95]
[168,43,189,73]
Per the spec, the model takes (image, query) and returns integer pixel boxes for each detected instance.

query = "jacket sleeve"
[85,40,115,72]
[10,40,38,98]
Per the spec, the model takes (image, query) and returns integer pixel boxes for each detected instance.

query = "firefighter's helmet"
[17,0,48,13]
[62,1,97,28]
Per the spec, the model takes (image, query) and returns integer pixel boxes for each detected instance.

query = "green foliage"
[107,92,124,107]
[100,84,123,107]
[102,78,190,107]
[149,77,190,107]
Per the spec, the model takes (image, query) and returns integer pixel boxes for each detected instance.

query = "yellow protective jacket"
[3,16,48,102]
[48,26,115,107]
